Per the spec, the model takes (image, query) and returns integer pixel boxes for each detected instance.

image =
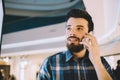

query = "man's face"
[66,17,89,53]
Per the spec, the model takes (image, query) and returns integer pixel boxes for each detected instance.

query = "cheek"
[77,33,85,41]
[65,31,70,37]
[65,30,86,40]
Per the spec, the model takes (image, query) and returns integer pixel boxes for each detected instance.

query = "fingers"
[80,33,98,50]
[80,41,90,50]
[83,33,98,46]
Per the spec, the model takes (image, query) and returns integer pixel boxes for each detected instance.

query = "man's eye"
[77,28,83,30]
[67,27,71,30]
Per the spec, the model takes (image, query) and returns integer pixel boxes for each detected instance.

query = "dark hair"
[117,60,120,65]
[66,9,94,32]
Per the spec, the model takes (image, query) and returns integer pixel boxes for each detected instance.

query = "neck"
[73,49,86,58]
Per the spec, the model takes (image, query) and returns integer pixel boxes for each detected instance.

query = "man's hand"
[80,33,112,80]
[80,33,101,64]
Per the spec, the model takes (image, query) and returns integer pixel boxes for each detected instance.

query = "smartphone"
[82,31,93,49]
[82,37,90,49]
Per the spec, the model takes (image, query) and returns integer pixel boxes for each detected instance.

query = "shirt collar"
[65,50,89,62]
[65,50,73,62]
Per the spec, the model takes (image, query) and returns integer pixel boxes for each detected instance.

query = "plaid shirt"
[37,50,115,80]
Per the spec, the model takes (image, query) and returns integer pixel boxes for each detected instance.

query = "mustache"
[67,36,80,41]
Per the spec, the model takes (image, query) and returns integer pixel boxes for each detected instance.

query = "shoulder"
[49,51,65,58]
[101,57,108,63]
[101,57,109,66]
[101,57,112,70]
[43,51,66,64]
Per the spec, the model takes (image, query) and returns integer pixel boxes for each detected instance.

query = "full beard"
[67,43,84,53]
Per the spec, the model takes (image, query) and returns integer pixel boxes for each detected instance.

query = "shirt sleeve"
[37,58,51,80]
[101,57,116,80]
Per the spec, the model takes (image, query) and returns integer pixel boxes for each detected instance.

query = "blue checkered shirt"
[37,50,115,80]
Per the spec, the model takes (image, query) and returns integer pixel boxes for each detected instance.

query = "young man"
[37,9,115,80]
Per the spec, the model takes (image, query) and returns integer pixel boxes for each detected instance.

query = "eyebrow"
[76,25,84,28]
[66,25,84,28]
[66,24,84,27]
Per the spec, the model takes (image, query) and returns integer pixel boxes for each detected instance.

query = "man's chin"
[66,43,84,53]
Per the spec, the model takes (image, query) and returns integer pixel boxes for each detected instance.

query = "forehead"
[66,17,88,28]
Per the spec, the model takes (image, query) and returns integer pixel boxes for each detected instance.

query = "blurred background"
[0,0,3,44]
[0,0,120,80]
